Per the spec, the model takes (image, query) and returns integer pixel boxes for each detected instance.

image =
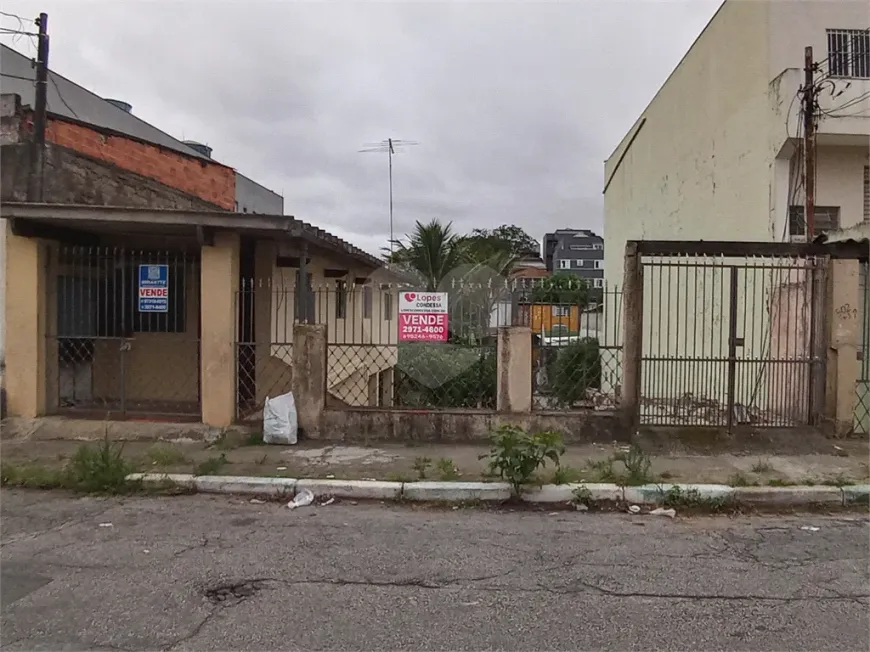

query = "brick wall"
[42,118,236,209]
[1,142,226,211]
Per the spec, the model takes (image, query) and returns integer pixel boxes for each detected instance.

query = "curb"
[128,474,870,508]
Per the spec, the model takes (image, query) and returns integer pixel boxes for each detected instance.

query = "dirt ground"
[2,435,868,485]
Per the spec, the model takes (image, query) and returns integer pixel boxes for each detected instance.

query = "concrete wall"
[235,173,283,215]
[1,142,227,210]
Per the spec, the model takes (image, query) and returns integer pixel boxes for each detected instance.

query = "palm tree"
[387,219,468,291]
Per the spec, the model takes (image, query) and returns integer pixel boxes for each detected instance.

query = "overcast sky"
[1,0,721,256]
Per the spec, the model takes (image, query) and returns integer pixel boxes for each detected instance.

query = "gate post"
[3,223,48,417]
[824,258,860,435]
[200,232,240,427]
[293,323,327,438]
[621,241,643,432]
[497,326,532,413]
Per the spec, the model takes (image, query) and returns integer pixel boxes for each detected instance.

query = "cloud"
[0,0,722,256]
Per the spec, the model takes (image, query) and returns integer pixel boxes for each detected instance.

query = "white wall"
[0,221,5,370]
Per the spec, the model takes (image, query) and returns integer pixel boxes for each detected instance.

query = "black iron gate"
[49,245,201,419]
[638,254,827,429]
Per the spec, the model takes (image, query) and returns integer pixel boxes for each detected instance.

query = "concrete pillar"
[620,241,643,431]
[497,326,532,413]
[293,323,327,438]
[200,232,239,427]
[825,258,860,435]
[4,222,47,417]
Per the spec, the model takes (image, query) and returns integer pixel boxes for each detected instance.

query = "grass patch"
[727,471,756,487]
[194,454,228,476]
[766,478,794,487]
[3,439,139,494]
[435,458,460,481]
[551,465,582,485]
[585,458,616,482]
[412,456,432,480]
[750,459,773,474]
[386,471,413,483]
[243,432,265,446]
[821,473,854,487]
[661,485,737,514]
[145,444,190,467]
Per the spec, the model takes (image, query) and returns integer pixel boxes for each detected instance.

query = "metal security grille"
[49,246,201,418]
[639,254,827,430]
[522,282,623,412]
[855,262,870,434]
[827,28,870,79]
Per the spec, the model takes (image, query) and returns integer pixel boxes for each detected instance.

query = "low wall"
[317,408,624,444]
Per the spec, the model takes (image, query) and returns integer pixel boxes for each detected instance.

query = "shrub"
[66,439,137,494]
[394,343,497,408]
[482,425,565,496]
[548,338,601,407]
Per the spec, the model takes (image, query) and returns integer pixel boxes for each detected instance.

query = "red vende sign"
[398,313,448,342]
[139,287,169,298]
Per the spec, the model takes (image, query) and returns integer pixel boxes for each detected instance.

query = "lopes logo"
[405,292,416,302]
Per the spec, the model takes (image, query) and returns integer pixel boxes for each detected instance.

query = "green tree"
[531,272,591,308]
[470,225,539,258]
[386,219,467,291]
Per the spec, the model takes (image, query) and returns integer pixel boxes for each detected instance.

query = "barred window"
[788,205,841,237]
[827,28,870,79]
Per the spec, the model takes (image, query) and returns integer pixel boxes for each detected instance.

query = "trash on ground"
[326,474,335,479]
[800,525,821,532]
[287,488,314,510]
[650,507,676,518]
[320,497,335,506]
[628,505,641,514]
[575,503,589,512]
[249,498,265,505]
[349,501,358,506]
[143,549,151,554]
[276,466,287,471]
[263,391,298,445]
[98,522,113,528]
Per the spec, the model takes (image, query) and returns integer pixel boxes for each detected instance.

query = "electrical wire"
[48,73,80,120]
[0,71,34,82]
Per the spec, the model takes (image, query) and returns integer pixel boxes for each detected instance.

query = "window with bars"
[827,28,870,79]
[788,205,841,238]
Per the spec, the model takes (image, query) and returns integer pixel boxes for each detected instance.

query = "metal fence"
[49,245,201,419]
[638,254,826,428]
[320,284,498,409]
[856,261,870,434]
[520,283,623,411]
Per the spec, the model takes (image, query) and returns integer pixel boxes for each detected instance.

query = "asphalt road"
[1,491,868,651]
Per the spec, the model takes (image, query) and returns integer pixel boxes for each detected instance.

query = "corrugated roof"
[1,43,208,160]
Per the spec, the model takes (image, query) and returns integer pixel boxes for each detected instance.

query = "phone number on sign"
[402,326,445,335]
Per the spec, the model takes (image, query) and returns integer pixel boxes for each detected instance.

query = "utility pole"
[803,45,816,239]
[359,138,418,258]
[27,11,49,202]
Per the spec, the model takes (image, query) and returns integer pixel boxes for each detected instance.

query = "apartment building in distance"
[543,229,605,288]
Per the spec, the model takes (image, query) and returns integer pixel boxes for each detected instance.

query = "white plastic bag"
[288,488,314,509]
[263,391,298,445]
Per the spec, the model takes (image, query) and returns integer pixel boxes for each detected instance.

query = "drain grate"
[203,580,267,605]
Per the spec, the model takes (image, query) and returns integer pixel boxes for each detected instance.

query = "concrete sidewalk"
[2,437,868,487]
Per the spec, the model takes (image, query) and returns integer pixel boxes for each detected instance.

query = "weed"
[412,456,433,480]
[661,485,735,513]
[195,454,228,476]
[1,463,67,489]
[67,439,138,493]
[386,471,413,483]
[585,457,616,482]
[145,445,189,467]
[243,432,265,446]
[481,425,565,497]
[571,483,593,507]
[766,478,793,487]
[750,459,773,474]
[551,465,581,485]
[822,473,854,487]
[435,458,460,481]
[622,444,653,485]
[728,471,753,487]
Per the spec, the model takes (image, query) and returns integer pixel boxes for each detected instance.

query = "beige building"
[2,203,398,426]
[603,0,869,427]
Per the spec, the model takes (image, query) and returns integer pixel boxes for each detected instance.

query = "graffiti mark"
[836,304,859,320]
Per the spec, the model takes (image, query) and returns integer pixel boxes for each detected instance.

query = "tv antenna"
[359,138,418,257]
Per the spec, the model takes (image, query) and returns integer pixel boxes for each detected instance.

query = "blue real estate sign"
[138,264,169,313]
